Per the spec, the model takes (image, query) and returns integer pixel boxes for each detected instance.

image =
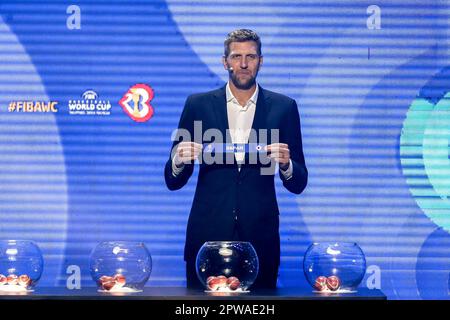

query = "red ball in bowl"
[314,276,328,291]
[326,276,341,291]
[227,277,241,290]
[18,275,31,287]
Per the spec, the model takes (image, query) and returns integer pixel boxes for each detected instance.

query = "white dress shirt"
[172,82,292,178]
[226,82,258,164]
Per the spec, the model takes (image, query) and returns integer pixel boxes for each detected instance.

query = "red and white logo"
[119,84,154,122]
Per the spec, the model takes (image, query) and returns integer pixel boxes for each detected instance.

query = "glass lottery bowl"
[89,241,152,293]
[0,240,44,292]
[303,242,366,293]
[196,241,259,293]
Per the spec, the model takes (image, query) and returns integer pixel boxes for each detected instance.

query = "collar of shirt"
[225,81,259,111]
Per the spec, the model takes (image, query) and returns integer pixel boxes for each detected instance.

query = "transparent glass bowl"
[303,242,366,293]
[0,240,44,292]
[196,241,259,293]
[89,241,152,293]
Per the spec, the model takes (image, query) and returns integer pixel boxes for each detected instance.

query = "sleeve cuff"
[280,159,293,180]
[172,158,185,177]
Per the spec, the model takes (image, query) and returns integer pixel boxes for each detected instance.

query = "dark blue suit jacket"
[164,85,308,267]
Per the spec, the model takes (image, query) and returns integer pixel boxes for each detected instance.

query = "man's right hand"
[173,142,203,168]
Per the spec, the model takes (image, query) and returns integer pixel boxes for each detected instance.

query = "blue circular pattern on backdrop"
[400,67,450,233]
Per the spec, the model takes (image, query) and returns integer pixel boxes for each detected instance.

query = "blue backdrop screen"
[0,0,449,299]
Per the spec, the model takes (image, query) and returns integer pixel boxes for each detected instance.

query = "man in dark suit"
[164,29,308,289]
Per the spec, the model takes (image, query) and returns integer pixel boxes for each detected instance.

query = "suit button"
[237,180,242,185]
[234,215,238,221]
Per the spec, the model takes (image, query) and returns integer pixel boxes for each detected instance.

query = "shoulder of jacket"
[261,88,295,104]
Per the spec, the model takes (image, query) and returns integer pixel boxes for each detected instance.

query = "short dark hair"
[224,29,262,58]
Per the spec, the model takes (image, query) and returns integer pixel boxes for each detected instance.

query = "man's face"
[223,41,263,90]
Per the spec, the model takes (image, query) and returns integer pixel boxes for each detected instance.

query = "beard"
[229,70,258,90]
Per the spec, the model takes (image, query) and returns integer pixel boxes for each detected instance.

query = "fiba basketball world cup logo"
[400,71,450,233]
[119,84,154,122]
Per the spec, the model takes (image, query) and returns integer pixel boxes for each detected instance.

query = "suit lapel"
[250,86,269,134]
[212,86,229,137]
[212,86,234,165]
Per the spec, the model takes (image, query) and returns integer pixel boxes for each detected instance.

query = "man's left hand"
[265,143,290,170]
